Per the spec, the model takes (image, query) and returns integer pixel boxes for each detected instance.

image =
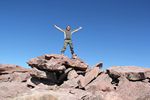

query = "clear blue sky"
[0,0,150,69]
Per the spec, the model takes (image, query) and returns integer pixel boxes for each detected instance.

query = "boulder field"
[0,54,150,100]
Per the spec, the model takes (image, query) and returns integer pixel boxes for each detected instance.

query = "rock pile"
[27,54,102,88]
[0,64,31,82]
[0,64,32,100]
[0,54,150,100]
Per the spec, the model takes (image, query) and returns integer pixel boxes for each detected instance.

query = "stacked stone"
[27,54,103,88]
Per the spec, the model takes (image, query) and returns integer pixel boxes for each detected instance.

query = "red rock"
[31,67,57,83]
[27,54,88,71]
[61,75,83,88]
[0,64,30,73]
[78,63,102,88]
[58,68,73,84]
[85,73,114,92]
[0,82,31,100]
[116,77,150,100]
[67,70,78,80]
[104,92,123,100]
[107,66,150,81]
[0,64,31,82]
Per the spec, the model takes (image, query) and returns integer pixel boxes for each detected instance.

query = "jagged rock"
[31,67,57,83]
[107,66,150,81]
[78,62,102,88]
[67,69,78,80]
[28,54,88,85]
[106,66,150,100]
[60,75,83,88]
[0,64,31,74]
[0,64,31,82]
[116,77,150,100]
[31,67,47,78]
[58,68,73,84]
[27,54,88,71]
[1,56,150,100]
[85,72,114,92]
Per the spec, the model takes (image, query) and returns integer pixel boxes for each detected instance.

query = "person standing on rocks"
[54,25,82,56]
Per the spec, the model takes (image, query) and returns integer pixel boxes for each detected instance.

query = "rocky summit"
[0,54,150,100]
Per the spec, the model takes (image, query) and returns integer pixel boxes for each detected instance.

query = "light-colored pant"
[61,39,74,55]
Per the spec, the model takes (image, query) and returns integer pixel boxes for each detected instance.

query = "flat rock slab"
[0,64,31,74]
[27,54,88,71]
[85,73,114,92]
[116,78,150,100]
[0,64,31,82]
[79,65,101,88]
[107,66,150,81]
[60,75,83,88]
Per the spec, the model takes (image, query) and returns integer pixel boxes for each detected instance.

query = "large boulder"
[0,82,31,100]
[116,77,150,100]
[78,62,102,88]
[60,75,83,88]
[85,72,114,92]
[30,67,57,83]
[0,64,31,82]
[106,66,150,100]
[27,54,88,71]
[107,66,150,81]
[67,69,78,80]
[27,54,88,85]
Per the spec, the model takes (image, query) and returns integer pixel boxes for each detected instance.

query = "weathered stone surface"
[58,68,73,84]
[0,82,31,100]
[104,91,123,100]
[85,72,114,92]
[13,89,81,100]
[61,75,83,88]
[58,88,94,100]
[13,89,91,100]
[0,64,31,74]
[116,77,150,100]
[13,90,58,100]
[107,66,150,81]
[27,54,88,71]
[31,67,57,83]
[136,94,150,100]
[0,64,31,82]
[67,69,78,80]
[78,63,102,88]
[30,67,47,78]
[1,56,150,100]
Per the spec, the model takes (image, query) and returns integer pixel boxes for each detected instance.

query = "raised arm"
[71,27,82,34]
[54,25,64,32]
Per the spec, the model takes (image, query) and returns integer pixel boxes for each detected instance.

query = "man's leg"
[61,40,68,54]
[69,40,74,55]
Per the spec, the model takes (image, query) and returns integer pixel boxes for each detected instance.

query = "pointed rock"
[78,62,103,88]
